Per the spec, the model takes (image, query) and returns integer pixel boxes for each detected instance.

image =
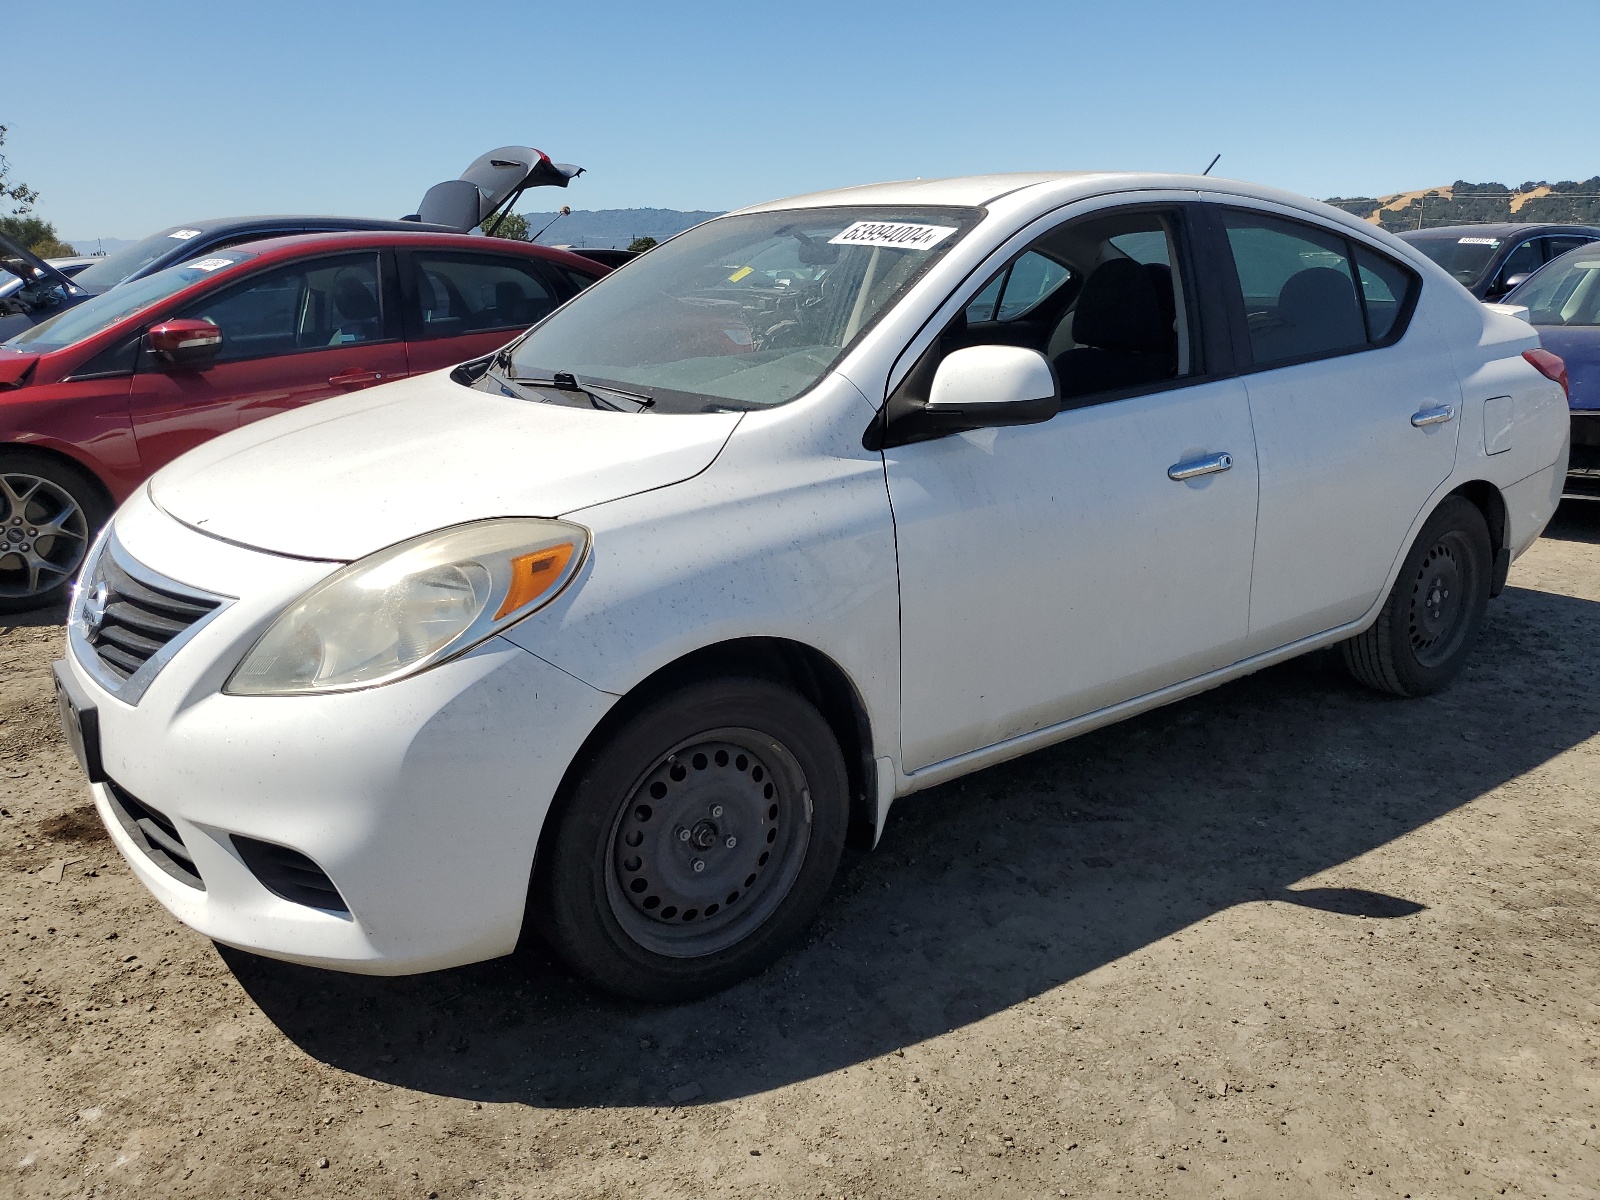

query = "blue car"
[1504,245,1600,498]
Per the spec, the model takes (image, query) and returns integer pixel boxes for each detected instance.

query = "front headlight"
[225,518,587,696]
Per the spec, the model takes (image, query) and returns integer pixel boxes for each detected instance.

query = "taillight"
[1523,348,1569,399]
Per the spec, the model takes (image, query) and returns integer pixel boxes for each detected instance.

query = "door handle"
[1411,404,1455,427]
[328,369,385,388]
[1167,452,1233,481]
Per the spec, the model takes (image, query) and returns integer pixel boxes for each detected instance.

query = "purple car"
[1505,245,1600,498]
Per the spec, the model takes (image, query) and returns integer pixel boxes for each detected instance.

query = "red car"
[0,231,608,610]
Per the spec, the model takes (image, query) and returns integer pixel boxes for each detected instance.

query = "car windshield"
[499,206,981,412]
[1402,233,1502,287]
[69,226,207,293]
[3,252,254,352]
[1508,249,1600,326]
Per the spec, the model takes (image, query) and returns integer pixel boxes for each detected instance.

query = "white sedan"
[53,172,1569,1001]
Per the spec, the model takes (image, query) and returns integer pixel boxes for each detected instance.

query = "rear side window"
[1221,210,1418,368]
[411,253,559,341]
[182,252,387,363]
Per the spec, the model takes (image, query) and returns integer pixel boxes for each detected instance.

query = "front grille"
[233,836,350,914]
[86,552,220,681]
[103,779,205,890]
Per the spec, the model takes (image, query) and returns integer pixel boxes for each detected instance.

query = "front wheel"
[533,677,849,1002]
[0,452,107,613]
[1341,495,1492,697]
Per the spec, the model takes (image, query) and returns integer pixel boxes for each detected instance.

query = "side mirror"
[1499,272,1532,295]
[146,318,222,365]
[924,344,1058,427]
[868,344,1059,449]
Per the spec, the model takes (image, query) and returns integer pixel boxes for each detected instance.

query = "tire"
[533,676,849,1002]
[0,451,108,614]
[1341,495,1492,697]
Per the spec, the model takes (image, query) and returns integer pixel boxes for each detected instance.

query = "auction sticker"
[828,221,957,251]
[185,257,235,272]
[1458,237,1500,245]
[168,228,202,240]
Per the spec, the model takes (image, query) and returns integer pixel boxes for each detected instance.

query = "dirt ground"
[3,506,1599,1200]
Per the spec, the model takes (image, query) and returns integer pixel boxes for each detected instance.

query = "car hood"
[148,373,742,560]
[1534,326,1600,411]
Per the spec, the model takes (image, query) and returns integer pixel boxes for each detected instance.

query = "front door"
[887,205,1260,772]
[128,250,406,474]
[1210,204,1462,655]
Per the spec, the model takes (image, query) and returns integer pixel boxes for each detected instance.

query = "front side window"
[413,253,560,340]
[498,206,980,412]
[1221,211,1416,368]
[905,207,1198,409]
[1496,238,1543,288]
[965,250,1074,323]
[182,253,386,362]
[1510,250,1600,327]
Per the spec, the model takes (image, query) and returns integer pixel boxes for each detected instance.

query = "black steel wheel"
[0,452,106,613]
[533,676,849,1002]
[1342,495,1491,697]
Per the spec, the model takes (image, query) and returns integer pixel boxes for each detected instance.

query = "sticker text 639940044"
[828,222,958,251]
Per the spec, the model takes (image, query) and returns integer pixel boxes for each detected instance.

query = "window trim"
[142,248,402,370]
[1209,203,1421,376]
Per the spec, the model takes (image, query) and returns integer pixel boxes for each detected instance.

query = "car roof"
[154,215,450,235]
[726,171,1379,217]
[184,229,610,273]
[1397,222,1600,239]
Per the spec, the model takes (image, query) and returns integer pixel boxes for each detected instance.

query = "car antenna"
[1202,154,1221,177]
[531,206,571,243]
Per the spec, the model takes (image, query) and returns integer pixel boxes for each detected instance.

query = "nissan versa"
[52,172,1569,1001]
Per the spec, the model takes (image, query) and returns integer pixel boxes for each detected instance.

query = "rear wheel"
[534,677,849,1002]
[1341,495,1491,697]
[0,452,106,613]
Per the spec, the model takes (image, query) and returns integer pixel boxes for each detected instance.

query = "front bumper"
[66,490,614,974]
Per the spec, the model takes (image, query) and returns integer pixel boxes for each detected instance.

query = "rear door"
[127,250,406,472]
[1206,202,1460,655]
[399,249,583,375]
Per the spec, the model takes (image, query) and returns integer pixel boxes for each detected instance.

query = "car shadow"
[1,599,69,634]
[222,577,1600,1109]
[1543,497,1600,545]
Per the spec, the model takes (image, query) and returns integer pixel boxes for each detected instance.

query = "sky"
[7,0,1600,242]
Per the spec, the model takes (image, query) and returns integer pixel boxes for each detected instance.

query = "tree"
[626,236,658,253]
[0,125,74,256]
[0,124,39,216]
[480,211,530,240]
[0,215,75,257]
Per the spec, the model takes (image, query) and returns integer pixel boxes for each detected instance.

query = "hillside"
[1326,178,1600,232]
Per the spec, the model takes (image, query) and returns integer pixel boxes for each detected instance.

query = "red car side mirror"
[146,319,223,365]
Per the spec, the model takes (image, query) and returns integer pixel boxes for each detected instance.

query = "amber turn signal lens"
[495,543,576,619]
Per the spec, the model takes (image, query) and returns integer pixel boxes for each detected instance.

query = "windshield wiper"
[504,368,656,412]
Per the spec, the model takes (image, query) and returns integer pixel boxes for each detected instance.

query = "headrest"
[1277,267,1364,345]
[332,274,378,322]
[1071,258,1170,353]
